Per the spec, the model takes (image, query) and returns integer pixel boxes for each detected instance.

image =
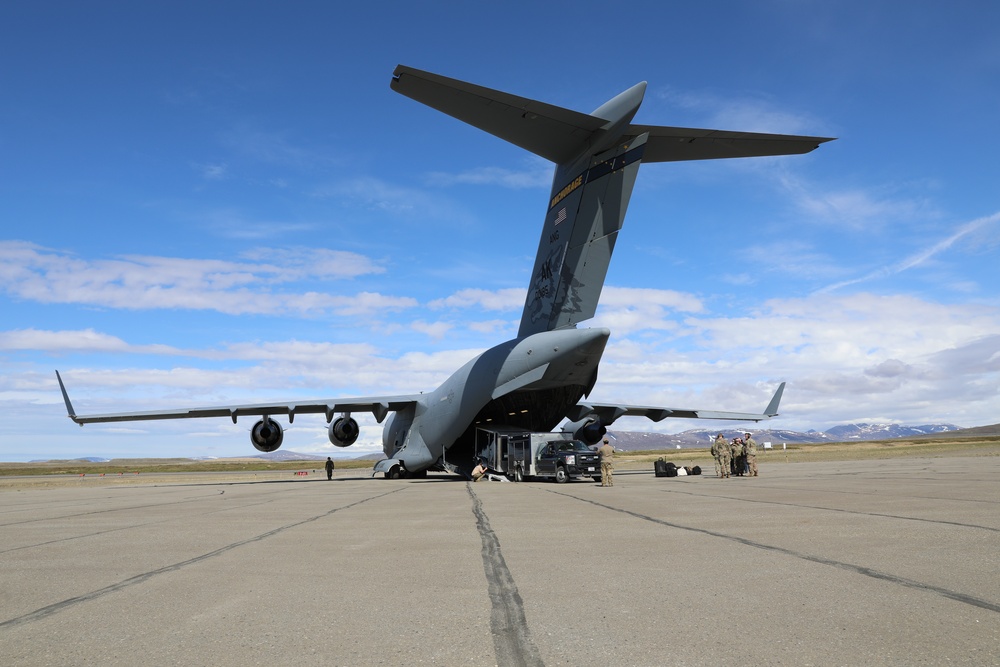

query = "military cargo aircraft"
[57,65,831,478]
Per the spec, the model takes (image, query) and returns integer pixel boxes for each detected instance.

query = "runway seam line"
[468,483,544,667]
[0,490,236,528]
[547,489,1000,615]
[0,488,404,630]
[658,488,1000,533]
[0,498,280,555]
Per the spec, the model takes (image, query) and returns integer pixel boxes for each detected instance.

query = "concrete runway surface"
[1,456,998,666]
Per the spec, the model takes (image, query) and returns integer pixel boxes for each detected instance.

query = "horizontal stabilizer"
[630,126,833,162]
[392,65,834,166]
[391,65,605,164]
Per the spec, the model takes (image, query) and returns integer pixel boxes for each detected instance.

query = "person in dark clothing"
[325,457,335,480]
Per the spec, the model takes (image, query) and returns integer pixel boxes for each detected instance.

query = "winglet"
[764,382,785,417]
[55,371,82,425]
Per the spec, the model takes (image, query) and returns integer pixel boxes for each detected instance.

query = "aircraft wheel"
[385,465,402,480]
[514,467,524,483]
[554,466,569,484]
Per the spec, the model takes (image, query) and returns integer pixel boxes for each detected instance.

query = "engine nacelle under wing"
[251,417,284,453]
[328,416,359,447]
[563,415,606,445]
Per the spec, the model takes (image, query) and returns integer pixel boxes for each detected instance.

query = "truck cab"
[534,438,601,483]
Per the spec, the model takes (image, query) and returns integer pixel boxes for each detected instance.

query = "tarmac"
[1,456,998,666]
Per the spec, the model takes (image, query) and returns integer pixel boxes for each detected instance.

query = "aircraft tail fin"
[390,65,833,337]
[518,132,648,335]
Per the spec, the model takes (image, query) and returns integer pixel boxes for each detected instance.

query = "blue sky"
[2,1,998,460]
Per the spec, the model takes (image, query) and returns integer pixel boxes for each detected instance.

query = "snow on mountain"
[607,423,962,451]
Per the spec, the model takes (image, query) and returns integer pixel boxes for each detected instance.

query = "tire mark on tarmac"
[658,488,1000,533]
[467,484,544,667]
[546,489,1000,615]
[0,488,404,630]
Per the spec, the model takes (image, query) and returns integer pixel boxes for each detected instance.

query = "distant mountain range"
[607,422,965,451]
[29,456,111,463]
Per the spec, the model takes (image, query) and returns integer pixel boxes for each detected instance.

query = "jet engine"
[563,415,606,445]
[251,417,284,453]
[328,416,360,447]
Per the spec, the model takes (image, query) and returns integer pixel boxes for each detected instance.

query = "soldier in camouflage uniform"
[711,433,730,478]
[730,437,744,476]
[744,432,759,477]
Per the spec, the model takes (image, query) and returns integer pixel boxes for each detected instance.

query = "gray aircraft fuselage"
[381,327,609,473]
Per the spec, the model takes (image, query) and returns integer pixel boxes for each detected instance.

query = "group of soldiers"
[710,432,759,478]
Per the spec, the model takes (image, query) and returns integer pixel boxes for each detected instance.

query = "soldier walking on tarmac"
[325,457,334,480]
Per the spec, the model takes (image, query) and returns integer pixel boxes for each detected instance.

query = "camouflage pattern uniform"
[730,438,744,476]
[745,434,759,477]
[711,434,730,478]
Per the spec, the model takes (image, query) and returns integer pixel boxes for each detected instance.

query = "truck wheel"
[554,466,569,484]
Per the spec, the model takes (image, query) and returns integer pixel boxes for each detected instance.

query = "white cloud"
[429,287,525,311]
[424,157,551,190]
[221,122,331,170]
[0,329,181,355]
[316,177,473,225]
[816,211,1000,293]
[0,242,410,317]
[410,320,454,339]
[652,86,827,136]
[197,162,229,180]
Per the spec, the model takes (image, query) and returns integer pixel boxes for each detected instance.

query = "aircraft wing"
[56,371,421,426]
[568,382,785,425]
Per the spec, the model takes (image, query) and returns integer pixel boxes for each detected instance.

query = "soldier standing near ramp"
[598,438,615,487]
[745,433,759,477]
